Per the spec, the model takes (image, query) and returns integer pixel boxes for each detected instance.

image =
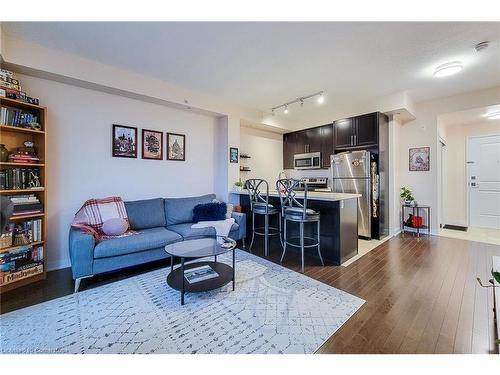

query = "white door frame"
[466,134,500,228]
[439,137,447,228]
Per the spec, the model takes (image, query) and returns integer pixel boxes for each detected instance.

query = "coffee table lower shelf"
[166,260,234,305]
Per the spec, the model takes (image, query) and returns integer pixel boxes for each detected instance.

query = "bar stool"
[245,179,283,256]
[276,178,324,273]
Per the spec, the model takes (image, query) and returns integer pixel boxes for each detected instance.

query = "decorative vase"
[404,200,412,206]
[0,144,9,162]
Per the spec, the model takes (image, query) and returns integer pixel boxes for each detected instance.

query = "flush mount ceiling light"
[433,61,463,78]
[271,91,324,115]
[484,111,500,120]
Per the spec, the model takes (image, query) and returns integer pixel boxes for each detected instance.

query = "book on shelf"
[0,107,40,128]
[12,218,43,244]
[0,244,44,286]
[0,69,39,106]
[0,168,41,190]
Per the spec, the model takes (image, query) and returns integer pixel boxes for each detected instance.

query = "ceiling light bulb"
[317,94,324,104]
[283,106,289,114]
[485,111,500,120]
[433,61,463,78]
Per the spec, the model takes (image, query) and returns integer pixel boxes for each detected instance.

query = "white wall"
[17,74,219,271]
[239,126,283,189]
[443,119,500,226]
[397,86,500,234]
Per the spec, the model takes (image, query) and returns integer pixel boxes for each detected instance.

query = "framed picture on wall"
[167,132,185,161]
[229,147,239,163]
[142,129,163,160]
[112,124,137,158]
[409,146,430,171]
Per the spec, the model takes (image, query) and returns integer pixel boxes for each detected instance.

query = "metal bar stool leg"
[249,211,255,252]
[264,214,269,257]
[317,219,324,266]
[278,213,284,249]
[280,218,287,264]
[300,221,305,273]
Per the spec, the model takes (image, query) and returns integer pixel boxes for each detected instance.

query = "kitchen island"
[231,190,360,265]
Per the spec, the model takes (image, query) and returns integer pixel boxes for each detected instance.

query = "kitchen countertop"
[230,189,360,202]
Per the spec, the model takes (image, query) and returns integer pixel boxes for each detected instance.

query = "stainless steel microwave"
[294,152,322,170]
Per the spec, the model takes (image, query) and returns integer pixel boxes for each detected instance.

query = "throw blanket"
[71,196,135,241]
[191,218,235,242]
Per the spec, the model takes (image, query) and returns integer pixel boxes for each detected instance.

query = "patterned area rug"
[0,250,364,354]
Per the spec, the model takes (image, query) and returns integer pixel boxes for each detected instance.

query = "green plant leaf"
[492,270,500,284]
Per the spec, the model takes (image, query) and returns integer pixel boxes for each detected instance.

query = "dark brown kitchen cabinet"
[354,113,378,146]
[334,112,379,149]
[283,124,333,169]
[334,118,354,148]
[320,124,333,168]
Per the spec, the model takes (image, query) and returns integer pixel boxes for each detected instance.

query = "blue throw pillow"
[192,202,227,223]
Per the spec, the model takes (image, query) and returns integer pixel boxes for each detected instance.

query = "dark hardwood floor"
[1,233,499,354]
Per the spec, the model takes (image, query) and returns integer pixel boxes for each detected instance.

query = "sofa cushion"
[125,198,166,230]
[94,227,181,259]
[164,194,216,226]
[167,222,239,240]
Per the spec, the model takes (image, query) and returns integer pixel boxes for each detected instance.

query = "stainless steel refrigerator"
[331,150,373,239]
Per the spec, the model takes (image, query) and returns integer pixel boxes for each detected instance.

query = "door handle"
[350,135,353,146]
[354,135,357,145]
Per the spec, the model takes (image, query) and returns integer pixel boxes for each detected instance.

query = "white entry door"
[468,135,500,229]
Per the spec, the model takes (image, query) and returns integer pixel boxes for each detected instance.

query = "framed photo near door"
[229,147,239,163]
[167,132,185,161]
[409,147,430,171]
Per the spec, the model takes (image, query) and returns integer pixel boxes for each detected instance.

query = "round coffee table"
[165,236,236,305]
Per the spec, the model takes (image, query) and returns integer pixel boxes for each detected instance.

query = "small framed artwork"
[112,124,137,158]
[409,147,430,171]
[142,129,163,160]
[167,132,185,161]
[229,147,239,163]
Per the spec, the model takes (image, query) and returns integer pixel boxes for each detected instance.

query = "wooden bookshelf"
[0,97,47,293]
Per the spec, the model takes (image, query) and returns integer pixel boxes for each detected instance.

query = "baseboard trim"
[47,259,71,272]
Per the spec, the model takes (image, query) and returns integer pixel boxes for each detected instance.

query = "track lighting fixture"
[271,91,324,115]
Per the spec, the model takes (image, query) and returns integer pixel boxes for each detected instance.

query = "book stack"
[0,244,44,286]
[0,107,40,128]
[9,194,43,216]
[0,168,41,190]
[0,69,39,105]
[7,152,40,164]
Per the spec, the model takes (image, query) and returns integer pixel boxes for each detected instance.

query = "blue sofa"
[68,194,246,292]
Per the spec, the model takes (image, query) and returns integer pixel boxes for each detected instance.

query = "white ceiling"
[3,22,500,124]
[439,104,500,127]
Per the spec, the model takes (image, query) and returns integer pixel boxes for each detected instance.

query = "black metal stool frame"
[245,179,284,256]
[276,178,324,273]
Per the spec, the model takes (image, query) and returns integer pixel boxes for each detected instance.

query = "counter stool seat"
[284,207,319,221]
[252,203,279,215]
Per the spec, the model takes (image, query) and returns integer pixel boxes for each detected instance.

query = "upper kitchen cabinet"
[354,112,378,147]
[283,123,333,169]
[334,112,379,149]
[334,118,354,148]
[320,123,333,168]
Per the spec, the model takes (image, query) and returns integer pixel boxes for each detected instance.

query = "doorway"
[467,134,500,229]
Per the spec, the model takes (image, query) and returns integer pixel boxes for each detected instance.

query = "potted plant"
[400,187,414,206]
[233,180,244,191]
